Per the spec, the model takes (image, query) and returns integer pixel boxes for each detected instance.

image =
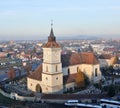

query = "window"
[56,65,57,72]
[77,67,79,72]
[95,68,97,77]
[68,68,70,75]
[46,65,48,72]
[31,84,32,86]
[56,77,58,80]
[46,77,48,80]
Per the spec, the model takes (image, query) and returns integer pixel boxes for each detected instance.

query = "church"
[27,26,102,94]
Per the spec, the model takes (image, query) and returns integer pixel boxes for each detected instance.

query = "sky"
[0,0,120,40]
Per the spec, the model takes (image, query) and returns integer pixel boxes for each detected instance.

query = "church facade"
[27,27,101,94]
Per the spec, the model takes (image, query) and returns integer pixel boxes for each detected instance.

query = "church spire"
[43,21,60,48]
[48,20,56,42]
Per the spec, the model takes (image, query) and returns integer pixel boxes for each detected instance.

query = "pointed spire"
[49,28,54,37]
[43,21,60,48]
[48,20,56,42]
[49,20,54,37]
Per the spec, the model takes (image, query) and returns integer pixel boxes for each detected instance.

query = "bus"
[100,99,120,108]
[64,100,79,106]
[65,100,101,108]
[76,103,101,108]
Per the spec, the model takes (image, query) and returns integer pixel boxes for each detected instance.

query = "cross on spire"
[51,19,53,28]
[48,20,56,42]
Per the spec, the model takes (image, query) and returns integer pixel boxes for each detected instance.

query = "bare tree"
[24,64,32,76]
[7,67,16,81]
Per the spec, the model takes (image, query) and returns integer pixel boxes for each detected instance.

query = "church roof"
[28,64,42,81]
[43,27,60,48]
[63,73,77,84]
[63,71,85,85]
[43,41,60,48]
[61,52,99,67]
[28,52,99,81]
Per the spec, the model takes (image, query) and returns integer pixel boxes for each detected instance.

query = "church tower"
[42,23,63,94]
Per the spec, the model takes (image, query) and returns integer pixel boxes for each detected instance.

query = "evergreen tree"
[107,84,115,97]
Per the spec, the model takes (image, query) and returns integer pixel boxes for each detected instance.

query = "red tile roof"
[62,52,99,67]
[28,64,42,81]
[80,52,98,64]
[63,71,85,85]
[63,73,77,84]
[28,52,99,81]
[0,52,7,58]
[43,41,60,48]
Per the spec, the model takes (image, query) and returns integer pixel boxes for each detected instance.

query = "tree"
[32,47,36,53]
[110,56,118,65]
[75,69,85,88]
[18,69,21,77]
[108,65,114,74]
[7,67,16,81]
[84,74,90,86]
[107,84,115,97]
[24,64,32,75]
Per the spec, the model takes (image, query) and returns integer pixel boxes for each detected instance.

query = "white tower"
[42,24,63,94]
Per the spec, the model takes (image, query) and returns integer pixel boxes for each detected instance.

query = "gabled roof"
[28,52,99,81]
[61,52,99,67]
[28,64,42,81]
[63,71,85,85]
[63,73,77,84]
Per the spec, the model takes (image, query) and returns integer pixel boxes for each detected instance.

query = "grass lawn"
[0,93,15,106]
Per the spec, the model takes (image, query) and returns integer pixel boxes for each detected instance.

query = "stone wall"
[0,88,35,101]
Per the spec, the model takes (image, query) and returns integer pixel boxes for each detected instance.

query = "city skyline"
[0,0,120,40]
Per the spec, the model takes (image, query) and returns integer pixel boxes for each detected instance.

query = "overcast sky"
[0,0,120,40]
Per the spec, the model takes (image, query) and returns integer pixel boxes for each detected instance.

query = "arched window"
[77,67,79,72]
[68,68,70,75]
[95,68,97,77]
[46,65,48,72]
[56,65,57,72]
